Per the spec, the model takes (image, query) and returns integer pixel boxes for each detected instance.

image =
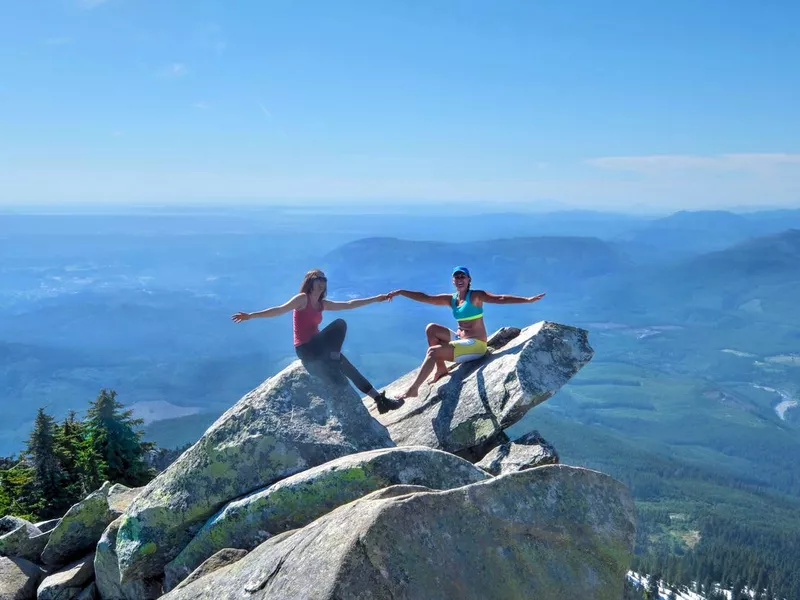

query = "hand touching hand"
[527,293,546,303]
[231,312,251,323]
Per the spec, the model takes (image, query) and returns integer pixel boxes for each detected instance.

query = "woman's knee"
[331,318,347,332]
[425,322,446,335]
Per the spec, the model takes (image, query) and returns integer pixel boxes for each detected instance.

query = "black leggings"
[295,319,374,395]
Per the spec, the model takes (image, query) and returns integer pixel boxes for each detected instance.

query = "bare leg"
[400,345,455,399]
[425,323,453,383]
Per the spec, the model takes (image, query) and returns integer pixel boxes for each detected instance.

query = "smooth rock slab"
[372,321,593,454]
[37,553,94,600]
[476,430,559,475]
[116,361,394,583]
[41,482,117,566]
[164,446,489,590]
[94,517,162,600]
[162,465,636,600]
[0,556,45,600]
[0,517,46,562]
[174,549,248,591]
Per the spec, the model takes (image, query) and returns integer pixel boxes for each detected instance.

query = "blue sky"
[1,0,799,210]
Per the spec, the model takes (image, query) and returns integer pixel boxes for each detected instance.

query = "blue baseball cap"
[452,266,470,277]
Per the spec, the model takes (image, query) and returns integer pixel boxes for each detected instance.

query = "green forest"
[0,389,156,521]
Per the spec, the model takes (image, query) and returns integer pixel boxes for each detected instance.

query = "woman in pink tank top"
[231,269,403,413]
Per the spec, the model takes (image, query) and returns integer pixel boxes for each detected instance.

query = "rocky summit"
[369,321,593,454]
[161,466,635,600]
[115,361,394,583]
[0,319,636,600]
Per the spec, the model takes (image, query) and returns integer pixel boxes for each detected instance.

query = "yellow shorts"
[449,333,488,364]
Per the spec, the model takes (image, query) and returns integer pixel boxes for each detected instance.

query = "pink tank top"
[293,294,323,346]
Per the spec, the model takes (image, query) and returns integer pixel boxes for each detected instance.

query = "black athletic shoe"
[376,392,404,414]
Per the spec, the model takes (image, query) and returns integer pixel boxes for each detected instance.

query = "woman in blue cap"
[389,267,545,399]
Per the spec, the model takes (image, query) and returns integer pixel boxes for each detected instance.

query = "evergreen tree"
[54,410,90,503]
[25,408,66,518]
[646,573,660,599]
[0,456,35,519]
[84,389,154,487]
[667,588,677,600]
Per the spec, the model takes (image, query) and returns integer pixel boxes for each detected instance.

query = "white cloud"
[258,102,272,118]
[587,153,800,175]
[160,63,188,78]
[192,102,211,110]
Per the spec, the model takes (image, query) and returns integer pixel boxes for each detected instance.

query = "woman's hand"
[527,293,546,303]
[376,293,392,302]
[387,290,403,300]
[231,312,251,323]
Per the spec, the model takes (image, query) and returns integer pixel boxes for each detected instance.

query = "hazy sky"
[2,0,799,210]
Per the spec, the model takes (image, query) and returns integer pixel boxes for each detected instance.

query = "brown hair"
[299,269,327,299]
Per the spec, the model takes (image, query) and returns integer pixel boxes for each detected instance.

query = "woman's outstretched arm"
[388,290,452,306]
[323,294,390,311]
[231,293,307,322]
[475,291,546,305]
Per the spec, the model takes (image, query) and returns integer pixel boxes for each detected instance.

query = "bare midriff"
[456,317,488,342]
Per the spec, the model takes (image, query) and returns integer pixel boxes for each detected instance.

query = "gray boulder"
[161,465,635,600]
[476,430,559,475]
[94,517,162,600]
[37,553,94,600]
[173,549,248,591]
[0,556,45,600]
[164,446,489,590]
[41,482,117,566]
[0,517,47,563]
[116,361,394,583]
[106,484,143,515]
[372,321,593,454]
[33,519,60,534]
[75,581,97,600]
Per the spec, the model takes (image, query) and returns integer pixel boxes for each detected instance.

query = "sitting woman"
[232,269,403,413]
[390,266,545,399]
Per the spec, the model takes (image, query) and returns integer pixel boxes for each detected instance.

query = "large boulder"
[476,430,559,475]
[0,556,45,600]
[372,321,593,454]
[41,482,118,566]
[33,519,60,534]
[116,361,394,583]
[94,518,162,600]
[37,553,94,600]
[75,582,97,600]
[161,465,635,600]
[0,517,47,563]
[164,446,489,590]
[174,548,248,591]
[107,484,143,514]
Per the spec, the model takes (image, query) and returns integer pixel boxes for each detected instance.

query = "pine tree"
[0,456,35,519]
[647,573,660,599]
[84,389,154,487]
[25,408,66,518]
[54,410,91,503]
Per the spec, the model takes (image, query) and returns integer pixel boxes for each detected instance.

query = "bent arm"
[323,294,388,311]
[477,290,546,305]
[392,290,451,306]
[234,293,306,321]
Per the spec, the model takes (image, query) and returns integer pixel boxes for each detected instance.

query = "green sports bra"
[451,290,484,322]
